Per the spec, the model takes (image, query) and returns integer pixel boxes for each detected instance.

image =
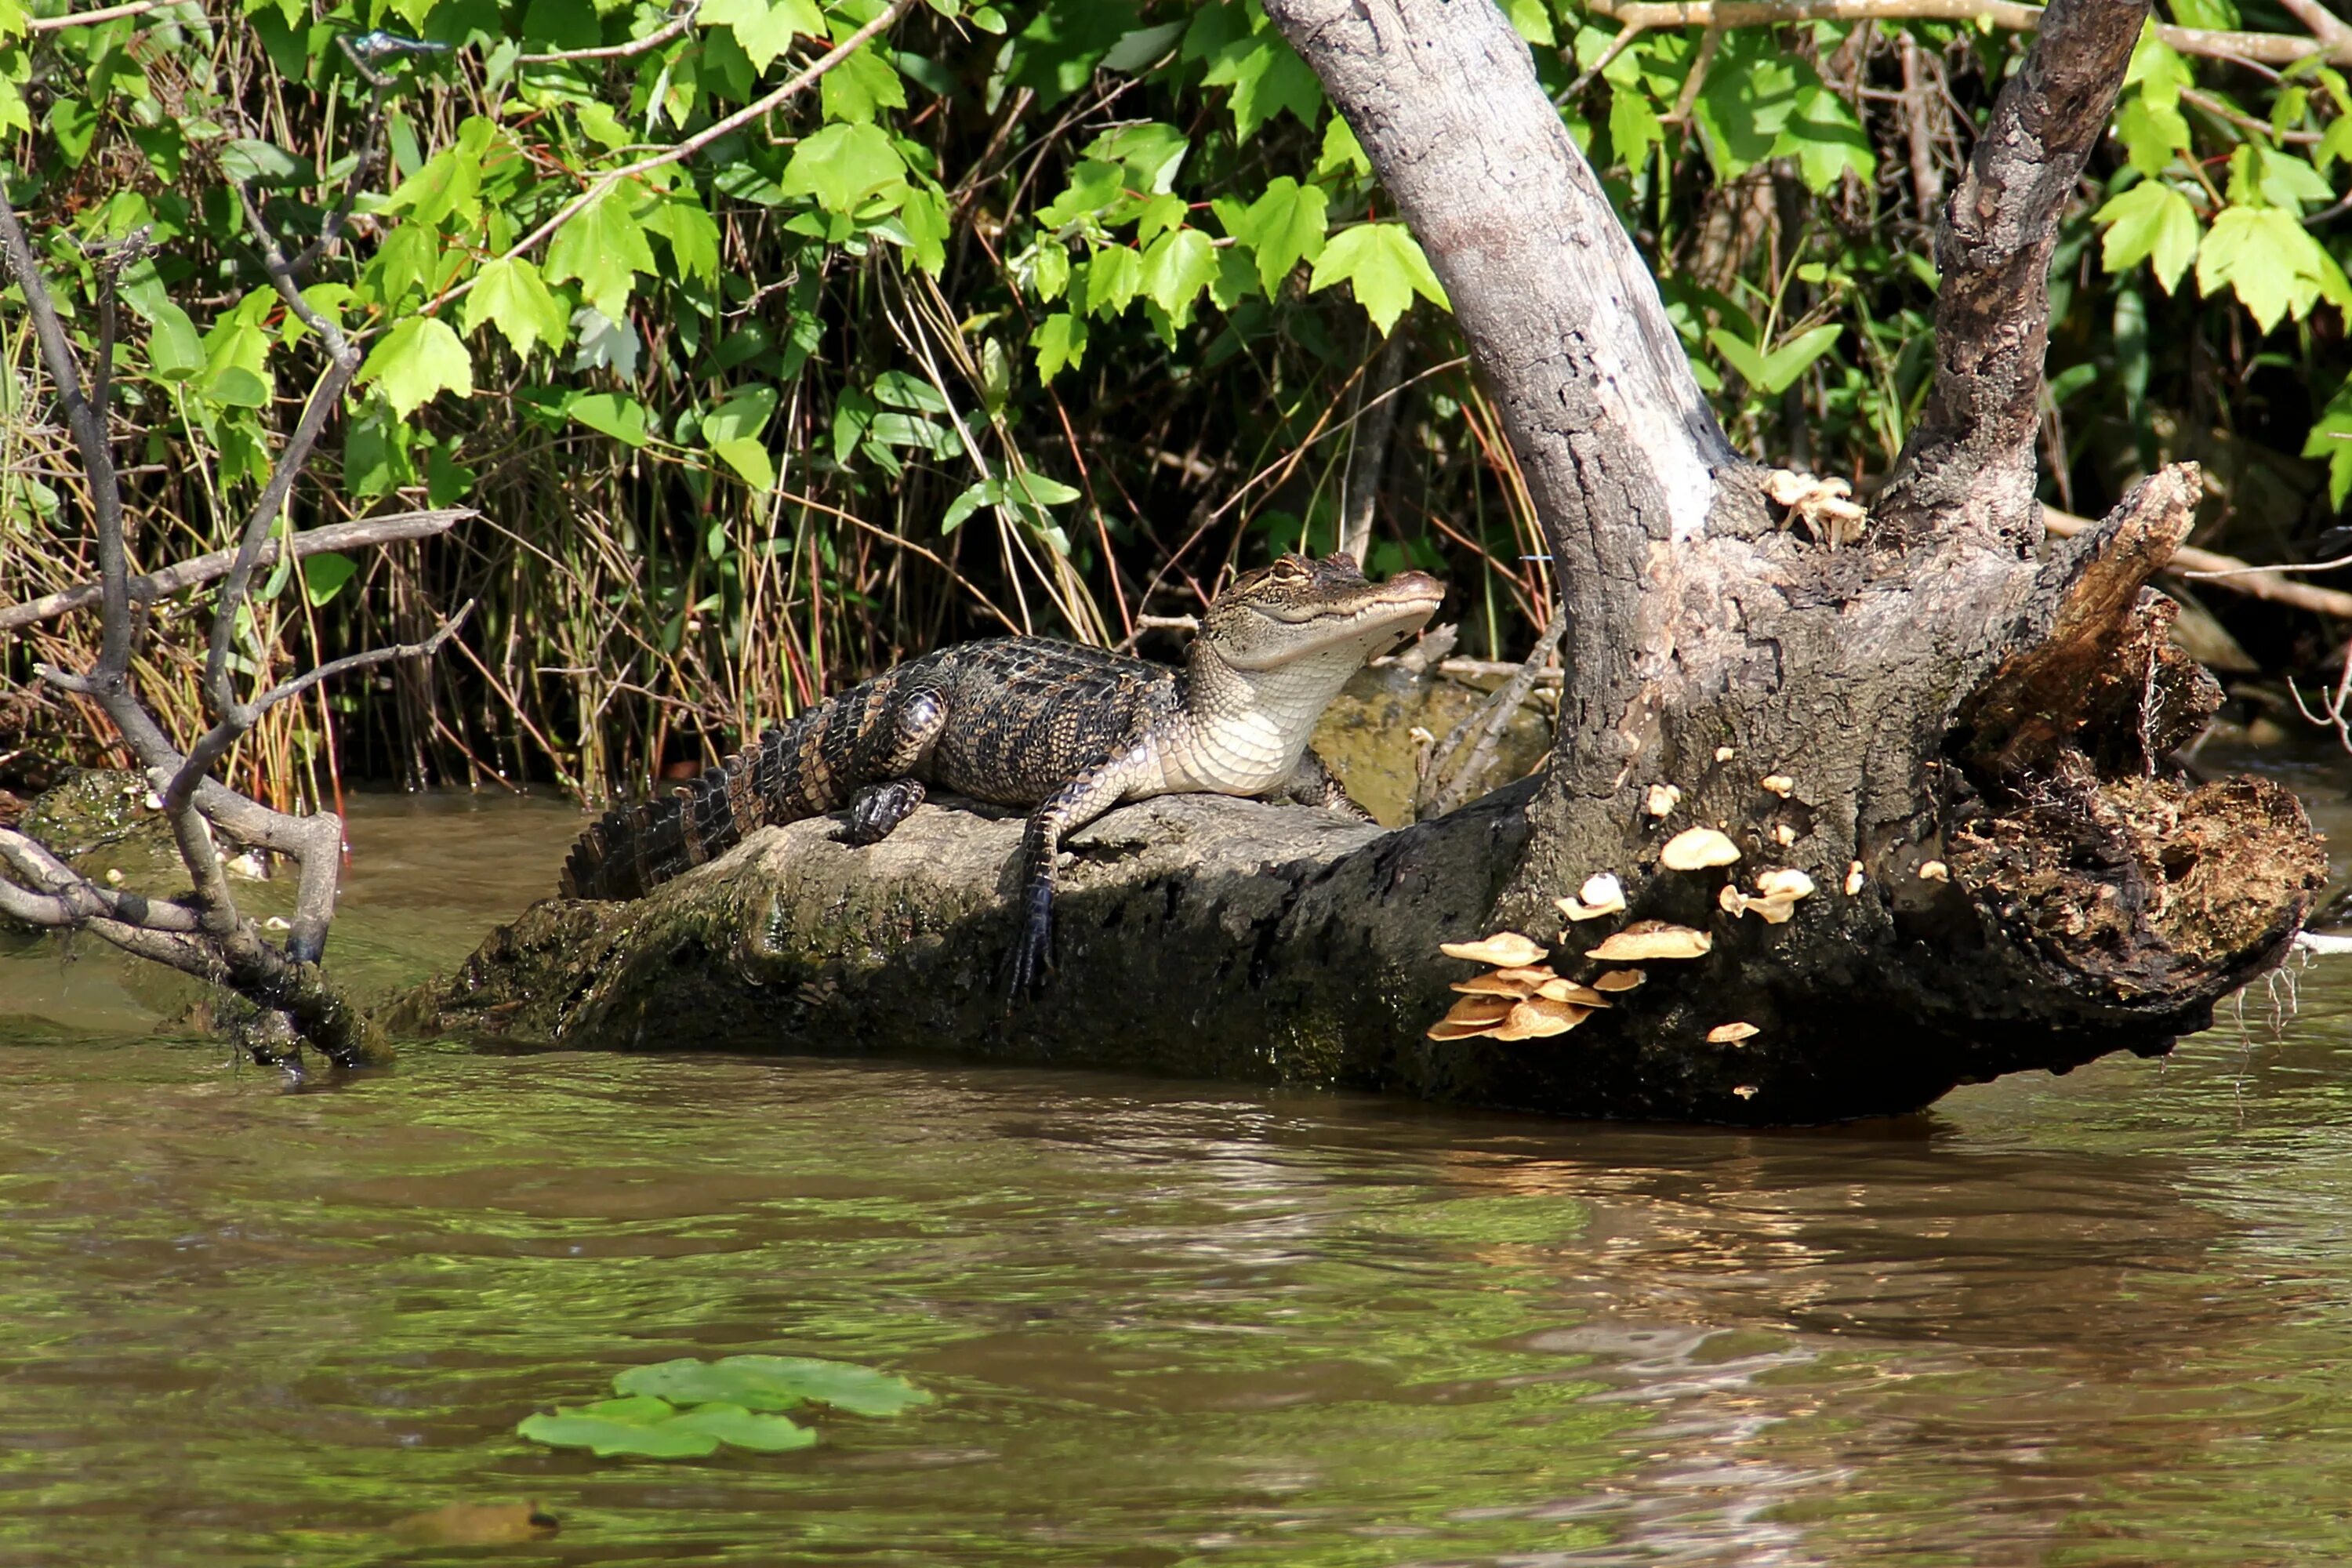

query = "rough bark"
[414,0,2324,1123]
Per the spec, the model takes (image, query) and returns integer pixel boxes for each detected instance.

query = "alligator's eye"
[1270,557,1310,583]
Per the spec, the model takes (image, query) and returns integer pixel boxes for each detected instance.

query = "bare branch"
[2042,505,2352,620]
[0,183,132,681]
[27,0,173,31]
[1,509,466,633]
[1587,0,2352,67]
[520,0,700,64]
[1870,0,2149,546]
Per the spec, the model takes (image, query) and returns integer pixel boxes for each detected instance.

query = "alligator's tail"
[560,711,833,899]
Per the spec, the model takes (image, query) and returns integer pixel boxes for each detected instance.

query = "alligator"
[559,550,1445,991]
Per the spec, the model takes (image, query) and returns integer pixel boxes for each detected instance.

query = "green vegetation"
[4,0,2349,805]
[521,1355,930,1456]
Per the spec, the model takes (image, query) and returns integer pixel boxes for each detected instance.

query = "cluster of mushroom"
[1430,780,1830,1049]
[1427,931,1646,1041]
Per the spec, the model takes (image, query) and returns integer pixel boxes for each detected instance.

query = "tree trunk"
[412,0,2323,1123]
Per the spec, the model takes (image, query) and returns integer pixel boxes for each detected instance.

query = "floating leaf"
[612,1356,932,1417]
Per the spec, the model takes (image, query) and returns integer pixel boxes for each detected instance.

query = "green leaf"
[704,384,780,441]
[1084,121,1189,194]
[2125,28,2193,112]
[891,183,949,274]
[2095,180,2201,294]
[372,222,440,307]
[463,256,568,361]
[1083,245,1144,318]
[642,194,722,284]
[1200,35,1323,142]
[779,122,909,215]
[359,316,474,418]
[942,478,997,532]
[2301,378,2352,507]
[820,42,906,123]
[546,188,657,319]
[207,365,270,408]
[2196,203,2347,332]
[872,371,949,412]
[611,1356,932,1417]
[1140,227,1218,325]
[1029,239,1072,301]
[2321,115,2352,176]
[1307,223,1450,334]
[1037,159,1127,228]
[518,1405,720,1460]
[1030,311,1087,379]
[384,140,482,227]
[1707,327,1770,390]
[1502,0,1555,47]
[1226,176,1327,294]
[301,551,358,608]
[1693,32,1804,181]
[2115,94,2190,179]
[710,437,776,489]
[568,391,650,448]
[1006,472,1080,507]
[1773,84,1875,193]
[217,137,306,186]
[1316,114,1370,179]
[702,0,822,74]
[1608,85,1662,173]
[658,1402,818,1453]
[1757,324,1842,394]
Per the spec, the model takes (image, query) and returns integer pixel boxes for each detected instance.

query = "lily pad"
[658,1401,818,1452]
[517,1399,720,1459]
[612,1356,932,1417]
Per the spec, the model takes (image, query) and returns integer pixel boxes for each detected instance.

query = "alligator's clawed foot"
[1003,882,1057,1005]
[841,779,928,845]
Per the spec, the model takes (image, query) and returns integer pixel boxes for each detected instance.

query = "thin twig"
[520,0,700,63]
[1587,0,2352,67]
[27,0,170,31]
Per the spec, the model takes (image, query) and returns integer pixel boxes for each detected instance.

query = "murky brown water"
[7,778,2352,1566]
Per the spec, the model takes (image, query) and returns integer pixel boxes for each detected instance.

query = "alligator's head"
[1200,550,1446,674]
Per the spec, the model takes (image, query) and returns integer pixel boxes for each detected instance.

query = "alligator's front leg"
[1264,750,1375,822]
[1006,747,1152,1000]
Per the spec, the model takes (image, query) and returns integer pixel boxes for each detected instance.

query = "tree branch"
[1588,0,2352,67]
[0,509,467,633]
[1869,0,2148,546]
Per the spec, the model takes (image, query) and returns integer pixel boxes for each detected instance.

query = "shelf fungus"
[1585,920,1712,961]
[1427,993,1592,1042]
[1918,860,1951,884]
[1592,968,1646,993]
[1427,995,1514,1039]
[1719,866,1813,924]
[1715,746,1737,762]
[1759,774,1795,798]
[1645,783,1682,818]
[1845,860,1864,896]
[1535,978,1611,1007]
[1439,931,1548,967]
[1555,873,1627,921]
[1661,826,1740,871]
[1707,1022,1761,1044]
